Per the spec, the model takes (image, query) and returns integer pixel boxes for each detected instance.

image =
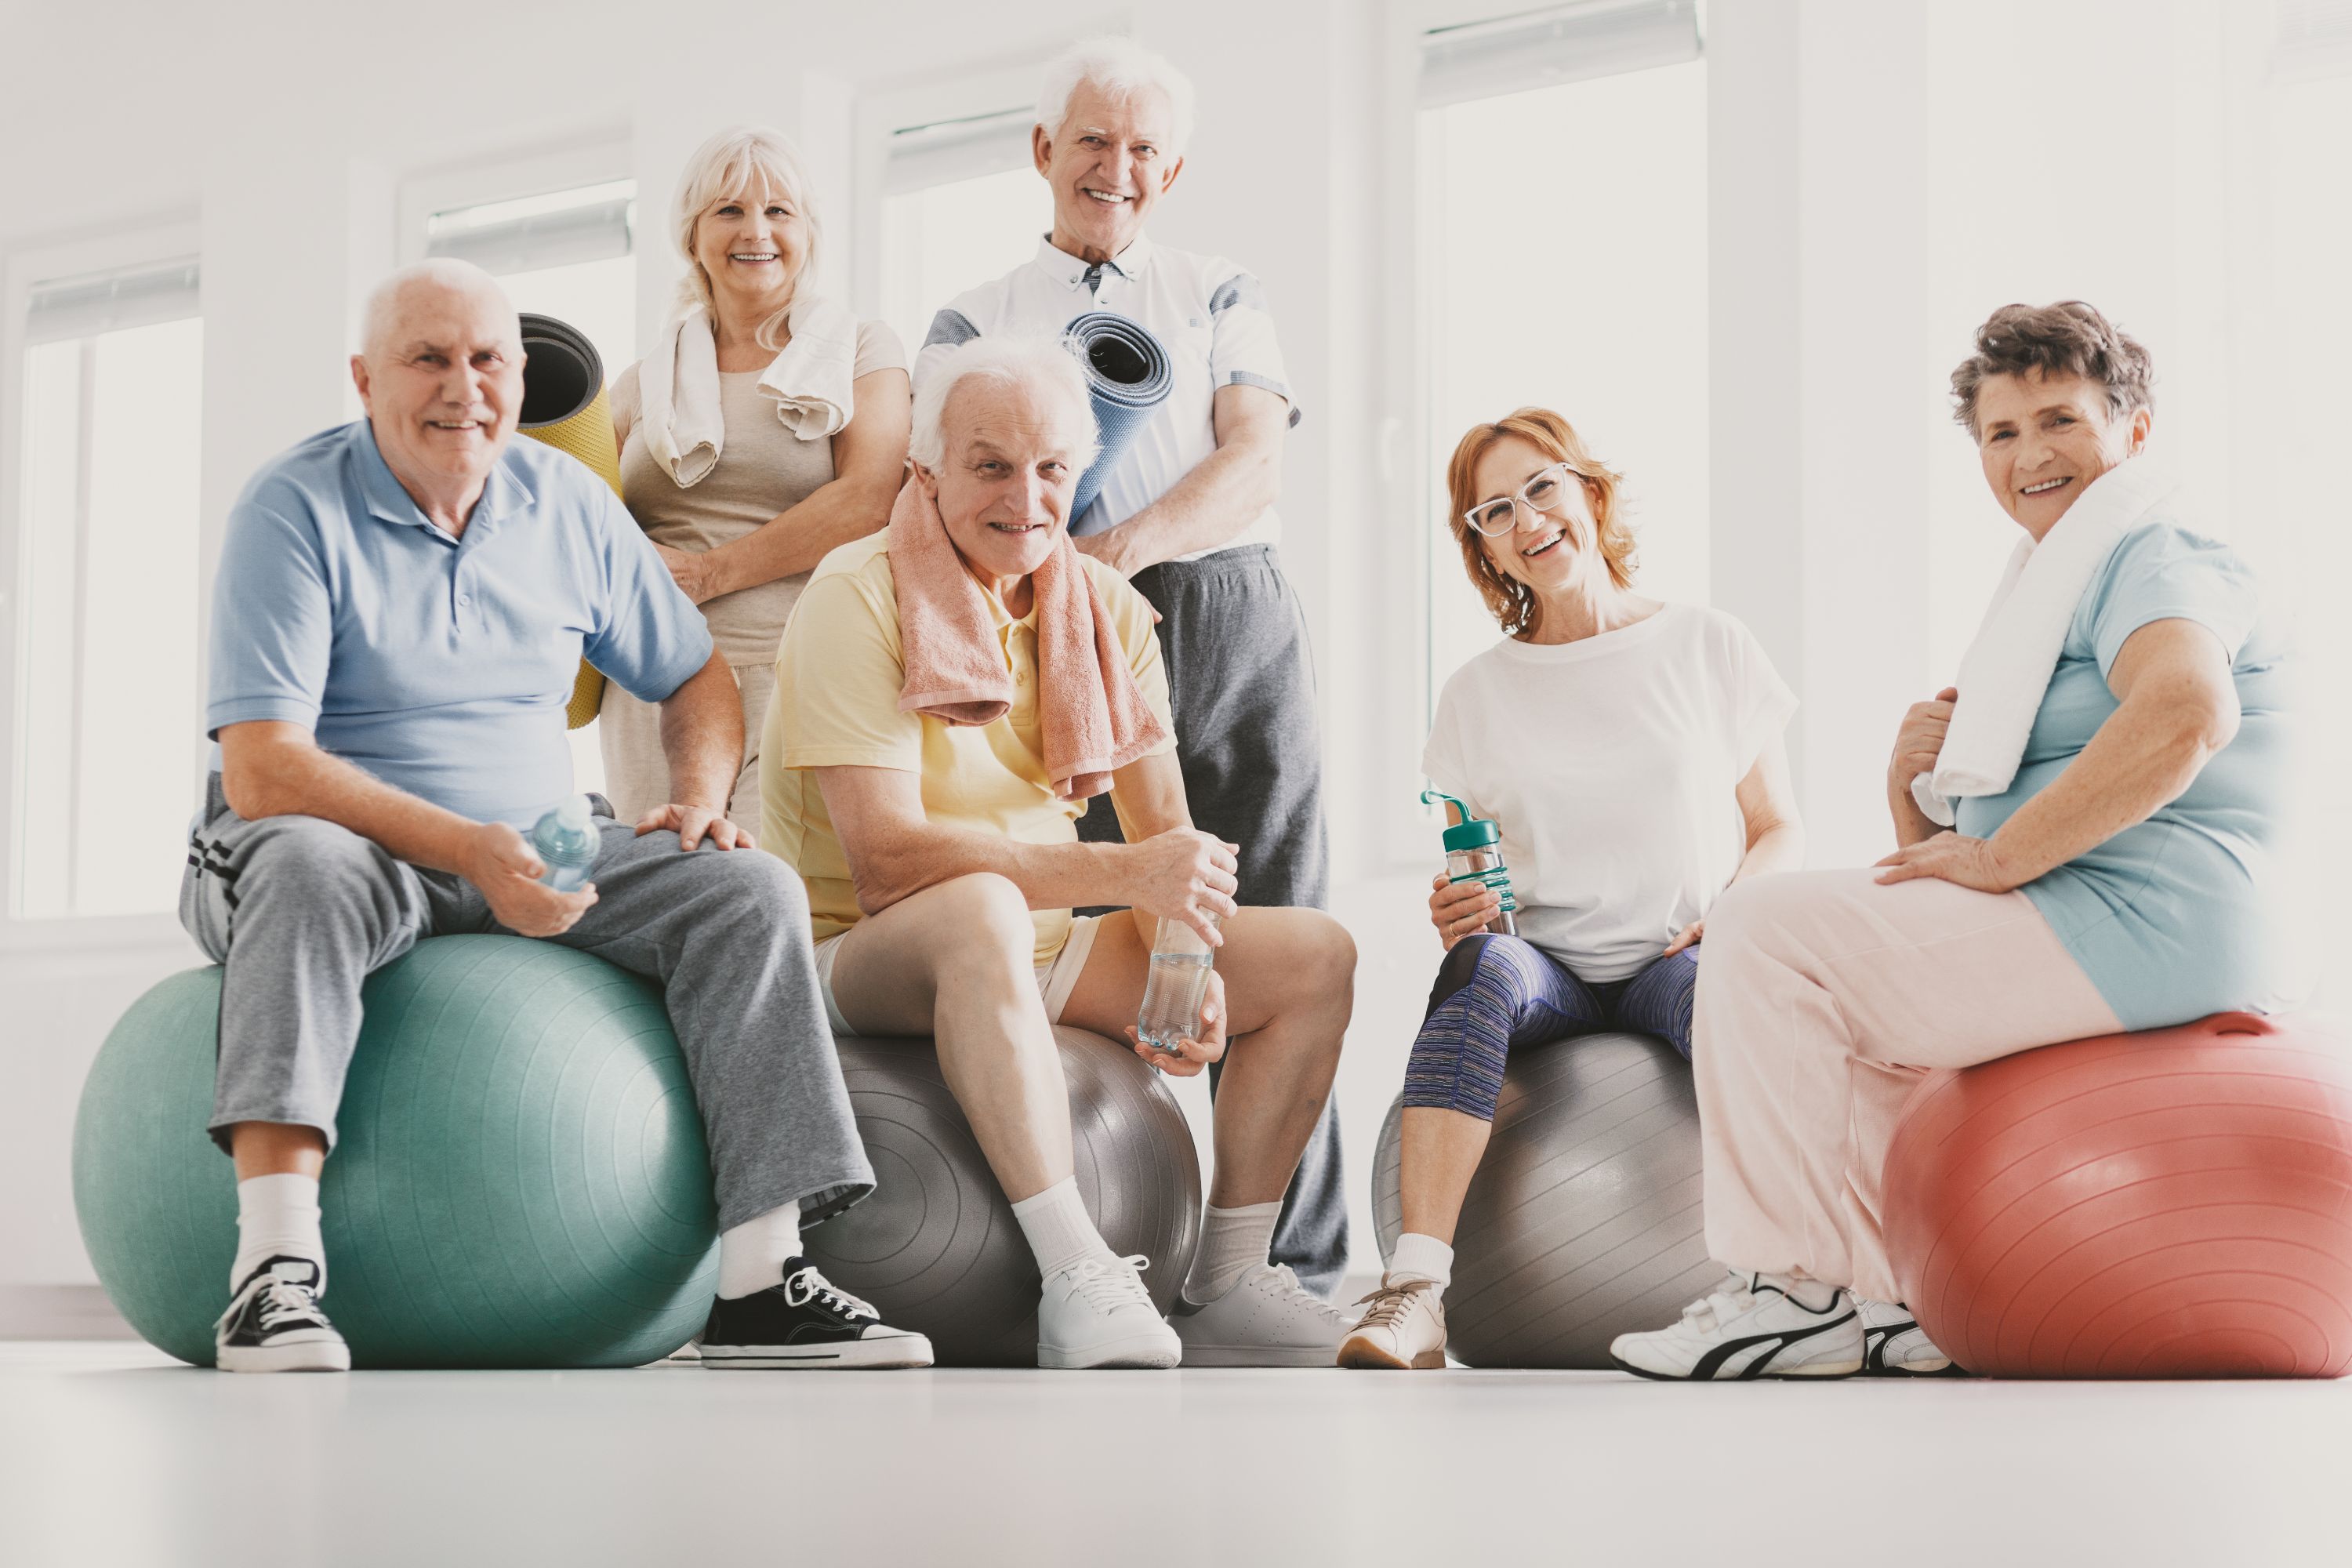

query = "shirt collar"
[353,419,534,540]
[1031,231,1156,292]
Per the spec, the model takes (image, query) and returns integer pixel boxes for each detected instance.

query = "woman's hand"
[1661,919,1704,958]
[1890,685,1960,793]
[1127,968,1228,1078]
[1429,870,1501,950]
[1873,831,2021,893]
[655,543,725,605]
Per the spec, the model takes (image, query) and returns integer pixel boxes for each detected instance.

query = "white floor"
[2,1341,2347,1567]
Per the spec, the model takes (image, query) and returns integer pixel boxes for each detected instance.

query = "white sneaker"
[1857,1298,1964,1376]
[1173,1263,1354,1367]
[1609,1272,1864,1381]
[1336,1277,1448,1370]
[1037,1254,1181,1370]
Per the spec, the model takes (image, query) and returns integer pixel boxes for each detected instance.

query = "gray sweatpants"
[1075,543,1348,1294]
[180,776,873,1231]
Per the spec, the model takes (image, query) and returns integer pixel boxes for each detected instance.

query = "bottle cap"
[556,794,593,829]
[1442,816,1501,852]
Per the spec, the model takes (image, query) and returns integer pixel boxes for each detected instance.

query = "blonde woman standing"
[601,125,912,825]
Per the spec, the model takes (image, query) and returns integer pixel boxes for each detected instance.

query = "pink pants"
[1695,869,2122,1301]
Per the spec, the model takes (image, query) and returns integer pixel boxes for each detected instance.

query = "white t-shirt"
[1421,603,1797,983]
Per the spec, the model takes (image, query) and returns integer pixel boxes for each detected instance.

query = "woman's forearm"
[701,477,896,597]
[1986,695,2222,886]
[1733,819,1806,884]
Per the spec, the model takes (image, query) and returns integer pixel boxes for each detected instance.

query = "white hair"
[670,125,825,351]
[910,335,1100,474]
[358,258,517,356]
[1035,35,1196,157]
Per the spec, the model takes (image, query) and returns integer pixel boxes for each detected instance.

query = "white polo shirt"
[915,234,1300,561]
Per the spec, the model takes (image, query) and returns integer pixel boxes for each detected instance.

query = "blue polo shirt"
[1956,520,2296,1029]
[205,420,711,826]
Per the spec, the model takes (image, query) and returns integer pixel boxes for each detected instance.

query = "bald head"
[350,260,526,513]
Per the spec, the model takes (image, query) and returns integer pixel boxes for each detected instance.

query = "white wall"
[0,0,2299,1306]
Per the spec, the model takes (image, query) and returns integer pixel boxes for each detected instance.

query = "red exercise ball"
[1883,1011,2352,1379]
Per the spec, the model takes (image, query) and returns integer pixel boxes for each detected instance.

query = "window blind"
[1420,0,1702,109]
[25,256,201,345]
[884,107,1036,196]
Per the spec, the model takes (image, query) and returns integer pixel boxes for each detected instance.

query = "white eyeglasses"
[1463,463,1579,538]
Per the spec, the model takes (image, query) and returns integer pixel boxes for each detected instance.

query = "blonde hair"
[670,125,823,352]
[1444,407,1637,638]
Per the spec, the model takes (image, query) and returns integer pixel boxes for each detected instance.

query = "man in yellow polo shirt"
[760,335,1356,1370]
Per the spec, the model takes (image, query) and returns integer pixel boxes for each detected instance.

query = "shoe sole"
[1038,1332,1181,1370]
[700,1334,935,1370]
[1335,1334,1446,1370]
[216,1335,351,1374]
[1609,1352,1863,1381]
[1178,1341,1351,1369]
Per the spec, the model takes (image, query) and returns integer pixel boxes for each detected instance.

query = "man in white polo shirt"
[914,35,1345,1296]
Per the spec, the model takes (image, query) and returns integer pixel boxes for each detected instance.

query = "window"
[10,256,205,918]
[877,108,1053,356]
[419,175,639,796]
[1417,2,1708,699]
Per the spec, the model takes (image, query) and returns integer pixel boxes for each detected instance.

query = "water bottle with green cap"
[1425,788,1517,938]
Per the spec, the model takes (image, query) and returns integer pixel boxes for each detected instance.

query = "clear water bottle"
[531,795,599,892]
[1136,913,1218,1054]
[1427,789,1517,938]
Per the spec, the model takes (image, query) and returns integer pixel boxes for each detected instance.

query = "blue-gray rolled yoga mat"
[1063,311,1173,534]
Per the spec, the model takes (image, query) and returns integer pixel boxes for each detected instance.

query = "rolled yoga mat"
[514,311,621,729]
[1063,311,1173,533]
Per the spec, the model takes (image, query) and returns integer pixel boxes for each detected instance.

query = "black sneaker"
[698,1257,934,1370]
[213,1256,351,1374]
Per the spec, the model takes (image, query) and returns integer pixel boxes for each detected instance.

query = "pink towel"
[887,477,1169,801]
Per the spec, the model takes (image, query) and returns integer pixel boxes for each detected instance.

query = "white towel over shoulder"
[1911,458,2178,827]
[636,296,861,487]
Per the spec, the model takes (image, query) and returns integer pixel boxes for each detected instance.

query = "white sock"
[1011,1177,1116,1279]
[717,1201,803,1300]
[1386,1232,1454,1293]
[230,1174,324,1294]
[1759,1270,1841,1314]
[1183,1200,1282,1305]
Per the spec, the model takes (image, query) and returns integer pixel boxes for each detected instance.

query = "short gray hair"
[1035,36,1196,157]
[910,335,1100,473]
[670,125,824,350]
[358,259,517,357]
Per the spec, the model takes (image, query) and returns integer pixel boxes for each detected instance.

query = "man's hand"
[1661,918,1705,958]
[1873,831,2021,893]
[1129,827,1238,946]
[1127,967,1228,1078]
[459,822,597,936]
[634,802,754,851]
[654,542,724,605]
[1891,685,1960,794]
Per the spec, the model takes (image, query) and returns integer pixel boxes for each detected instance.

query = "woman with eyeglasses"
[1337,406,1803,1370]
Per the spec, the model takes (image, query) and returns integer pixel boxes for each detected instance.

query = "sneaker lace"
[256,1276,325,1332]
[783,1265,879,1320]
[1067,1254,1154,1312]
[1261,1264,1352,1327]
[1352,1279,1435,1331]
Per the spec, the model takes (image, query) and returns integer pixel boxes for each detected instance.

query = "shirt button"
[457,595,471,606]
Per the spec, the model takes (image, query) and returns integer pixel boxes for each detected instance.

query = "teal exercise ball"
[72,935,719,1368]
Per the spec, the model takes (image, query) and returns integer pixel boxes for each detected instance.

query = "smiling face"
[689,173,809,318]
[1973,368,2150,538]
[1468,434,1604,596]
[350,274,522,500]
[920,376,1091,591]
[1034,79,1182,264]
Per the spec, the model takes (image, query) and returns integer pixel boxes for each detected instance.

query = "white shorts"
[810,914,1104,1036]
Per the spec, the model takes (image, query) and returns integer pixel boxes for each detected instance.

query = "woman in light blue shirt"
[1610,300,2296,1382]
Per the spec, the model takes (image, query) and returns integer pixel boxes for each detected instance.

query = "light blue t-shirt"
[1956,520,2294,1029]
[205,421,712,827]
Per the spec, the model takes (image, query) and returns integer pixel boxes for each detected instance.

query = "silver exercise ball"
[1372,1030,1720,1368]
[805,1025,1202,1366]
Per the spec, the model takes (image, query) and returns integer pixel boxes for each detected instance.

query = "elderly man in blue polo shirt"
[916,36,1347,1296]
[179,258,927,1374]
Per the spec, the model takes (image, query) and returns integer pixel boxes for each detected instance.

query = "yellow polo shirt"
[760,532,1175,964]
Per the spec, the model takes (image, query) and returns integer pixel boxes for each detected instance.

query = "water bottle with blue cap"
[530,795,599,892]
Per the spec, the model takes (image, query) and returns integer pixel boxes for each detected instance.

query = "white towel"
[1911,457,2178,828]
[635,296,861,488]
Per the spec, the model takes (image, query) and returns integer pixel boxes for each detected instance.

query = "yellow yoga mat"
[514,313,622,729]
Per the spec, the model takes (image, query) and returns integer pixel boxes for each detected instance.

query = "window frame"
[394,140,635,270]
[0,220,207,947]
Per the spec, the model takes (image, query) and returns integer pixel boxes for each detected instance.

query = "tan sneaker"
[1336,1278,1447,1369]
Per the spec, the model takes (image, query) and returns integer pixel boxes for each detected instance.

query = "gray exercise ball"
[1372,1030,1720,1368]
[804,1025,1201,1366]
